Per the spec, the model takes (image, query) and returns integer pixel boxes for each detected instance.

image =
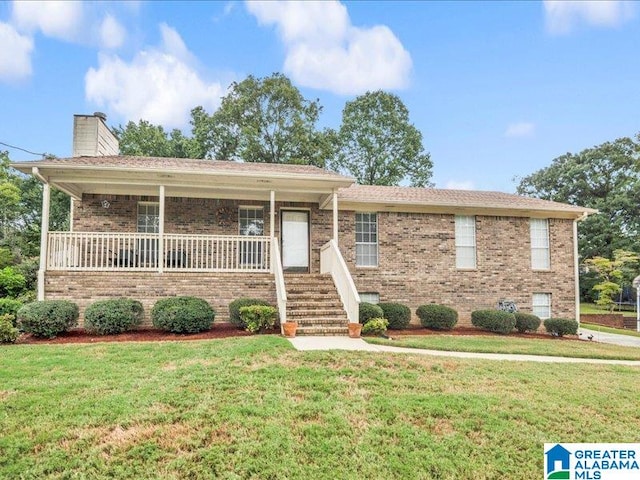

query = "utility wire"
[0,140,46,157]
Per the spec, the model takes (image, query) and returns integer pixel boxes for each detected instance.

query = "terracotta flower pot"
[348,323,362,338]
[283,322,298,338]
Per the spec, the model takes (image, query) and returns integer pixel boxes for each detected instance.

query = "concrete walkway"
[287,336,640,366]
[580,327,640,348]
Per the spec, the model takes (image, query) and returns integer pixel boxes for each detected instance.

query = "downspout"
[33,167,50,301]
[574,212,589,324]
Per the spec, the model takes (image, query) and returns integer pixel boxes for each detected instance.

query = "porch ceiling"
[12,157,355,203]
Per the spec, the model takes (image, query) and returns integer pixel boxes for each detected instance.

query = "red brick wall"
[65,194,577,327]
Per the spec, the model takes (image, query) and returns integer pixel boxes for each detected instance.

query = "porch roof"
[337,185,597,220]
[11,156,355,203]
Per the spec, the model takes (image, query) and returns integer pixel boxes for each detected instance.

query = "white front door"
[282,210,309,271]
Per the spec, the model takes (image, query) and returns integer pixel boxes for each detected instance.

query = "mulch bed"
[14,323,576,345]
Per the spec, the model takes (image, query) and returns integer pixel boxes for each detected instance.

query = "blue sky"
[1,1,638,192]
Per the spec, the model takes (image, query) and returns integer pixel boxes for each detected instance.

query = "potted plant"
[283,321,298,338]
[348,322,362,338]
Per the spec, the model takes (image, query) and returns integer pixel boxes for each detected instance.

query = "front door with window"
[281,210,309,272]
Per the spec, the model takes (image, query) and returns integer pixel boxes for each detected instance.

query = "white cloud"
[544,0,635,34]
[85,24,223,129]
[99,14,126,49]
[12,0,83,42]
[246,0,412,95]
[444,180,475,191]
[504,122,535,138]
[0,22,33,83]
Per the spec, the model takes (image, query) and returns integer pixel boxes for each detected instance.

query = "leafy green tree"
[331,91,433,187]
[584,250,638,312]
[112,120,198,158]
[517,135,640,260]
[191,73,331,166]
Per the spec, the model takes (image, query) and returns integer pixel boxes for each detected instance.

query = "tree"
[584,250,639,312]
[112,120,198,158]
[331,91,433,187]
[191,73,331,166]
[517,135,640,260]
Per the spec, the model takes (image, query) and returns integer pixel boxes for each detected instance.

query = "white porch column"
[69,198,74,232]
[158,185,165,273]
[332,191,338,243]
[573,219,580,324]
[37,182,51,301]
[270,190,275,238]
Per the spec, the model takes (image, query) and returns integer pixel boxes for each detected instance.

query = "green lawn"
[1,337,639,479]
[580,302,636,317]
[366,335,640,360]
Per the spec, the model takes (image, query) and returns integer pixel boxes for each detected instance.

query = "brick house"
[12,114,595,334]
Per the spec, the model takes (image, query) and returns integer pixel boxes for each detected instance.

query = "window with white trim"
[356,213,378,267]
[359,292,380,304]
[137,202,159,233]
[455,215,476,269]
[239,207,264,236]
[530,218,550,270]
[532,293,551,319]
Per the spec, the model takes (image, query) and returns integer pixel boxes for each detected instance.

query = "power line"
[0,141,46,157]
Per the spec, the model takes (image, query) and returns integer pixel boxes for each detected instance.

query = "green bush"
[416,304,458,330]
[544,318,579,337]
[0,298,22,327]
[84,298,144,335]
[152,297,214,333]
[378,302,411,330]
[362,318,388,336]
[359,302,384,324]
[514,313,541,333]
[0,314,19,343]
[471,309,516,334]
[240,305,277,333]
[0,266,26,298]
[229,298,271,328]
[17,300,79,338]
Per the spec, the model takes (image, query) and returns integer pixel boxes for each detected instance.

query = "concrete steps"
[284,273,348,336]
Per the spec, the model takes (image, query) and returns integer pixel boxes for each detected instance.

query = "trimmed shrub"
[152,297,214,334]
[471,309,516,334]
[240,305,277,333]
[544,318,579,337]
[359,302,384,324]
[378,302,411,330]
[0,313,19,343]
[0,298,22,327]
[514,313,541,333]
[17,300,79,338]
[84,298,144,335]
[0,266,26,298]
[229,298,271,328]
[362,318,388,336]
[416,304,458,330]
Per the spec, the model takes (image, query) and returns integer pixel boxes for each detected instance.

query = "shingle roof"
[338,184,595,215]
[13,155,352,180]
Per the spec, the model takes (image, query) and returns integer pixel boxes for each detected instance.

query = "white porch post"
[573,219,580,324]
[69,198,74,232]
[158,185,165,273]
[332,191,338,243]
[37,182,51,301]
[270,190,275,238]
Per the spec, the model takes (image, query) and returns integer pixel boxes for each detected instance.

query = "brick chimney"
[72,112,119,157]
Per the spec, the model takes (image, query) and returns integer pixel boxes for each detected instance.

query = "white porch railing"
[320,239,360,323]
[47,232,271,272]
[271,237,287,329]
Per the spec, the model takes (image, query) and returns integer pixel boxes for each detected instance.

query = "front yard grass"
[1,336,639,479]
[366,335,640,360]
[580,302,636,317]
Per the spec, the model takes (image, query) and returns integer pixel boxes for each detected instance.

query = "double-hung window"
[136,202,159,267]
[531,218,550,270]
[239,207,264,266]
[356,213,378,267]
[532,293,551,319]
[455,215,476,269]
